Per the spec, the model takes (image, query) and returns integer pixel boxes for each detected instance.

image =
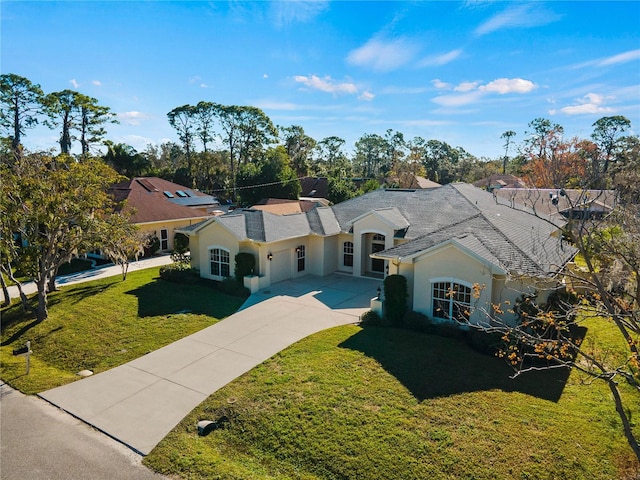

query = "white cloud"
[200,83,208,88]
[70,79,79,89]
[92,80,102,87]
[118,111,150,126]
[432,90,485,107]
[120,135,156,151]
[455,81,479,93]
[294,75,358,95]
[263,74,269,79]
[431,77,536,107]
[347,37,419,72]
[598,49,640,67]
[475,4,562,36]
[478,78,536,94]
[432,79,451,90]
[418,49,463,67]
[358,90,375,101]
[270,1,328,28]
[556,93,614,115]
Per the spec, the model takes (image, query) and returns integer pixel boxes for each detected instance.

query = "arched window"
[297,245,306,272]
[343,241,354,267]
[432,281,472,322]
[210,248,230,278]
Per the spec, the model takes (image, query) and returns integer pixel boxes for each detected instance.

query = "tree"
[215,105,277,200]
[193,101,220,153]
[314,136,349,177]
[103,141,151,178]
[100,214,147,280]
[78,94,117,156]
[2,154,124,321]
[0,73,45,161]
[522,136,588,188]
[591,115,631,175]
[353,133,385,178]
[167,104,197,184]
[280,124,317,177]
[464,125,640,460]
[500,130,516,174]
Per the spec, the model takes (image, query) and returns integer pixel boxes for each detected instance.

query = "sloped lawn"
[145,322,640,480]
[0,267,245,394]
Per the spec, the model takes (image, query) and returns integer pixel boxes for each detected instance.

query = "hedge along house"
[178,183,577,327]
[108,177,221,254]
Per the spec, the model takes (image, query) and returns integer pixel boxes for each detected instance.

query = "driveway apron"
[39,274,381,455]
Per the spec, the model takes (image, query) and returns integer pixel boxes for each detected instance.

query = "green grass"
[145,321,640,480]
[0,267,245,394]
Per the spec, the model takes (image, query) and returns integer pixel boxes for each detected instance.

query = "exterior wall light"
[267,252,273,261]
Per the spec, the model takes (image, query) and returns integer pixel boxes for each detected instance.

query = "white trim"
[208,245,231,280]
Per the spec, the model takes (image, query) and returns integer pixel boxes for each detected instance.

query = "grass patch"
[146,321,640,480]
[0,267,244,394]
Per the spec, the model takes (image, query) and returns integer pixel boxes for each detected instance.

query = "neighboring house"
[178,183,576,327]
[492,188,617,220]
[251,198,323,215]
[388,173,441,190]
[108,177,220,253]
[473,174,529,191]
[300,177,329,199]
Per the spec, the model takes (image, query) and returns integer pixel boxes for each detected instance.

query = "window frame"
[343,241,354,267]
[431,279,472,322]
[297,245,306,272]
[209,247,231,279]
[160,228,169,250]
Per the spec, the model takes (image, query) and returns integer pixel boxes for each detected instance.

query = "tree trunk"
[47,268,57,293]
[608,378,640,462]
[36,277,49,322]
[0,270,10,307]
[3,265,33,313]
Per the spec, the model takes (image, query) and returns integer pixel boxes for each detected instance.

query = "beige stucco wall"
[411,243,495,326]
[352,214,396,277]
[137,218,209,253]
[193,221,241,280]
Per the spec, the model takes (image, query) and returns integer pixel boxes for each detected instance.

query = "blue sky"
[2,1,639,159]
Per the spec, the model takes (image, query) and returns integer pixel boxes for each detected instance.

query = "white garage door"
[270,250,291,284]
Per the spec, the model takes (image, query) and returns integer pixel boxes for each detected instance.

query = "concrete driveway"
[39,273,381,455]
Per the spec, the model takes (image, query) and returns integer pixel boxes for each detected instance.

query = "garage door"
[270,250,291,284]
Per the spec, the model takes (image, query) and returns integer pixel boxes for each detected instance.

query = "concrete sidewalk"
[39,274,381,455]
[2,255,173,303]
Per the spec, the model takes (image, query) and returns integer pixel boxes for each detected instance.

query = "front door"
[371,234,385,274]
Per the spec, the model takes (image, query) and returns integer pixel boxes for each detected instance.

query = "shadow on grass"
[339,327,572,403]
[1,319,40,346]
[47,283,116,308]
[125,278,243,318]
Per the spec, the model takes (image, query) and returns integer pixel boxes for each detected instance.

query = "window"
[343,241,354,267]
[160,229,169,250]
[163,191,174,198]
[176,190,188,197]
[210,248,230,278]
[432,281,472,322]
[297,245,306,272]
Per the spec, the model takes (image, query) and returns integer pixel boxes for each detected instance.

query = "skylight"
[176,190,188,197]
[163,191,175,198]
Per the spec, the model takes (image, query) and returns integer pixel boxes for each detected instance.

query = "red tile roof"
[108,177,216,224]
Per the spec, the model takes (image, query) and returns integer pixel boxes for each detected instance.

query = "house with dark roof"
[178,183,576,326]
[108,177,220,252]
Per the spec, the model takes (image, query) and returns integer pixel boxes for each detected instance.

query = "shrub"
[465,330,503,355]
[383,274,408,327]
[173,233,189,254]
[402,310,434,334]
[360,310,384,326]
[218,278,250,298]
[234,252,256,282]
[159,263,200,284]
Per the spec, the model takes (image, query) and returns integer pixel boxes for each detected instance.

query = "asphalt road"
[0,383,168,480]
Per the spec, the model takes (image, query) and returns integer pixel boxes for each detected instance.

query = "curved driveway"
[39,274,381,455]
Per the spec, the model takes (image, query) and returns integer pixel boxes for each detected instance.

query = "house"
[178,183,576,326]
[108,177,220,253]
[251,198,323,215]
[492,188,617,220]
[473,174,529,191]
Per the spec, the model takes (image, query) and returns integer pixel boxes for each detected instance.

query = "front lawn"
[0,267,245,394]
[146,321,640,480]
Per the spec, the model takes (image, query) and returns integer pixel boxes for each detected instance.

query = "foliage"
[103,141,151,178]
[173,232,190,255]
[1,154,124,321]
[234,252,256,281]
[145,324,639,479]
[159,262,200,284]
[359,309,384,326]
[383,274,408,326]
[217,278,250,298]
[100,214,147,280]
[326,177,356,204]
[0,267,244,394]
